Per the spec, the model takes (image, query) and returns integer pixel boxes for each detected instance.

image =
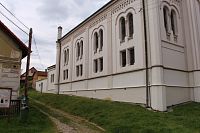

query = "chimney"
[57,26,62,40]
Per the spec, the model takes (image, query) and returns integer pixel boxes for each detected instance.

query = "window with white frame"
[80,40,83,58]
[64,49,69,65]
[119,12,134,42]
[76,65,79,77]
[99,57,103,72]
[64,50,67,64]
[128,47,135,65]
[76,40,84,60]
[76,64,83,77]
[163,6,170,34]
[94,59,98,73]
[163,5,179,40]
[63,69,68,80]
[127,13,134,38]
[120,17,126,42]
[120,47,135,67]
[76,42,80,60]
[99,29,103,51]
[120,50,126,67]
[171,10,178,36]
[51,74,54,83]
[93,58,103,73]
[94,32,98,53]
[80,64,83,76]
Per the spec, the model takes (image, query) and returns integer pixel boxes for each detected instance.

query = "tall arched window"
[163,6,169,33]
[64,50,67,64]
[66,49,69,64]
[94,32,98,52]
[80,40,83,58]
[99,29,103,50]
[120,17,126,41]
[171,10,178,35]
[127,13,133,37]
[77,42,80,59]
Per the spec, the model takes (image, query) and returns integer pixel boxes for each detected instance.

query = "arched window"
[171,10,178,35]
[80,40,83,58]
[99,29,103,51]
[66,49,69,64]
[120,17,126,41]
[163,6,169,33]
[64,50,67,64]
[64,49,69,65]
[127,13,133,37]
[94,32,98,52]
[77,42,80,59]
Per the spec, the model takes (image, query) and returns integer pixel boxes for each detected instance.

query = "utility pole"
[24,28,32,102]
[142,0,150,108]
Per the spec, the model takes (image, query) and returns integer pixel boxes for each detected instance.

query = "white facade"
[51,0,200,111]
[47,65,56,93]
[36,79,47,93]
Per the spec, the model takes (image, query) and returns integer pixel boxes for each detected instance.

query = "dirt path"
[33,105,77,133]
[31,99,105,133]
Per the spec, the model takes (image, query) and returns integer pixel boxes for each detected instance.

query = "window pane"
[94,32,98,52]
[99,29,103,50]
[99,57,103,72]
[76,66,79,77]
[80,65,83,76]
[66,69,68,79]
[94,59,98,73]
[163,7,169,32]
[66,49,69,64]
[128,13,133,37]
[171,10,177,35]
[63,70,65,80]
[64,50,66,64]
[121,50,126,67]
[129,47,135,65]
[81,41,83,57]
[120,17,126,41]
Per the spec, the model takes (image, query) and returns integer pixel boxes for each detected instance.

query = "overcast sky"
[0,0,110,73]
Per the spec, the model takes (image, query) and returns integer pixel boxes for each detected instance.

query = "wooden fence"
[0,100,21,117]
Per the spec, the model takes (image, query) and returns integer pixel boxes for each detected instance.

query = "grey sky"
[0,0,109,72]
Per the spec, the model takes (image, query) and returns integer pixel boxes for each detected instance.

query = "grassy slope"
[30,91,200,133]
[0,106,56,133]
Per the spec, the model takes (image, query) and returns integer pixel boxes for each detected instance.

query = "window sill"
[173,35,178,42]
[120,40,125,44]
[128,36,133,40]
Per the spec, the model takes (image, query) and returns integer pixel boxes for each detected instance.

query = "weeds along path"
[31,98,104,133]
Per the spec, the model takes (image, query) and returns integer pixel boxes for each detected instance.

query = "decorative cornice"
[73,27,86,38]
[111,0,135,15]
[89,14,107,28]
[162,0,181,8]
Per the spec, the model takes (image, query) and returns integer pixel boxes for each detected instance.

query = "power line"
[0,10,29,35]
[32,35,45,69]
[0,2,29,30]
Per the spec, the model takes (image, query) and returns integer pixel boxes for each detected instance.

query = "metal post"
[142,0,150,108]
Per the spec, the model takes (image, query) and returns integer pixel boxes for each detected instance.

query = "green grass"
[0,106,57,133]
[30,91,200,133]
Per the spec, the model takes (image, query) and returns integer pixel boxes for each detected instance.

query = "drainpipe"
[142,0,150,107]
[56,26,62,94]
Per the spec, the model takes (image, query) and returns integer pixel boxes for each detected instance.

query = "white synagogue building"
[39,0,200,111]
